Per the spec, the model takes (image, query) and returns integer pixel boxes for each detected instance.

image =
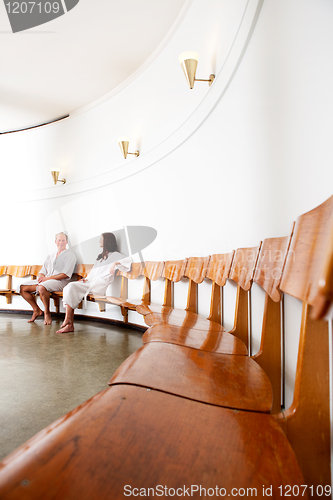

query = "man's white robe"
[17,249,76,293]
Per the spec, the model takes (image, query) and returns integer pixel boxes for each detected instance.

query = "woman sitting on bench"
[56,233,131,334]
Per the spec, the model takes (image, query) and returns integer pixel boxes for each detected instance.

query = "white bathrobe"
[63,252,131,309]
[17,249,77,293]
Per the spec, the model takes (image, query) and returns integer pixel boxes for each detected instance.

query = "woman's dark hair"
[97,232,118,261]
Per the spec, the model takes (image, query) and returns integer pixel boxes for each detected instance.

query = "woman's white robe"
[63,252,131,309]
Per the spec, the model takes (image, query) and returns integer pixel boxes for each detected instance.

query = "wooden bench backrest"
[229,245,261,291]
[144,262,164,281]
[312,220,333,320]
[162,260,187,282]
[119,262,145,280]
[185,257,210,284]
[203,252,235,324]
[228,245,261,348]
[117,263,145,303]
[0,266,7,277]
[182,257,211,314]
[139,262,165,303]
[206,252,234,287]
[75,264,93,279]
[280,195,333,304]
[6,265,31,278]
[254,235,292,302]
[30,265,42,277]
[161,260,188,308]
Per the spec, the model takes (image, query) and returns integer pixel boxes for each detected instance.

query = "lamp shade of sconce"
[179,51,215,89]
[51,169,66,185]
[117,137,139,159]
[179,51,199,89]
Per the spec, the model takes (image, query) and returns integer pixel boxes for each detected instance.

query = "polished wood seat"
[0,385,306,500]
[109,341,272,412]
[142,320,247,354]
[138,306,226,332]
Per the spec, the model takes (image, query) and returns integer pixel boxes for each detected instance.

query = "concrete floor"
[0,313,143,461]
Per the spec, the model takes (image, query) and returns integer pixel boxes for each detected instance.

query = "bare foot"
[44,313,52,325]
[56,324,74,334]
[60,320,69,328]
[28,309,43,323]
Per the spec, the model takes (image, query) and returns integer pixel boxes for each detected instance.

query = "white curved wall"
[1,0,333,413]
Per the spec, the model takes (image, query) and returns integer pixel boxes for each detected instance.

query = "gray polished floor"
[0,313,143,461]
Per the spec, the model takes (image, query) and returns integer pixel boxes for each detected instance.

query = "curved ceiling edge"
[19,0,263,204]
[70,0,194,119]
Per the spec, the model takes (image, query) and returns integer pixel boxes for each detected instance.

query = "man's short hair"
[55,232,68,242]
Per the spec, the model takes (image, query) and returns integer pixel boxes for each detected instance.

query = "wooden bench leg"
[5,292,12,304]
[274,303,331,489]
[229,286,249,349]
[121,306,129,323]
[207,282,222,324]
[252,295,282,413]
[52,296,60,314]
[5,276,12,304]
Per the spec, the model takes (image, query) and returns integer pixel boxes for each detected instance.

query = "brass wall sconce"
[51,169,66,185]
[179,51,215,89]
[118,137,140,159]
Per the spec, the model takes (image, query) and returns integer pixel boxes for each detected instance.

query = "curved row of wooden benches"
[0,195,332,498]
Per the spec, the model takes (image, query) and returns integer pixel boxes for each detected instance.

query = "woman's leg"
[57,281,88,333]
[56,305,75,333]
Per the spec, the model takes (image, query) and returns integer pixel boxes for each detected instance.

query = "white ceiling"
[0,0,188,132]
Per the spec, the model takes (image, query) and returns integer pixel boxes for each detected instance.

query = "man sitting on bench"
[19,232,76,325]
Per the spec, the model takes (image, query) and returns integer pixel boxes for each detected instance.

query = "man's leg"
[57,305,75,333]
[39,285,52,325]
[20,284,43,322]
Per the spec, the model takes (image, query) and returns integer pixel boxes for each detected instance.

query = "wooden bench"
[109,236,292,414]
[138,247,261,348]
[0,265,32,303]
[0,263,115,314]
[0,195,332,498]
[107,261,164,322]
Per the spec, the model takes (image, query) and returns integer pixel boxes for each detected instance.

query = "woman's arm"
[109,262,120,274]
